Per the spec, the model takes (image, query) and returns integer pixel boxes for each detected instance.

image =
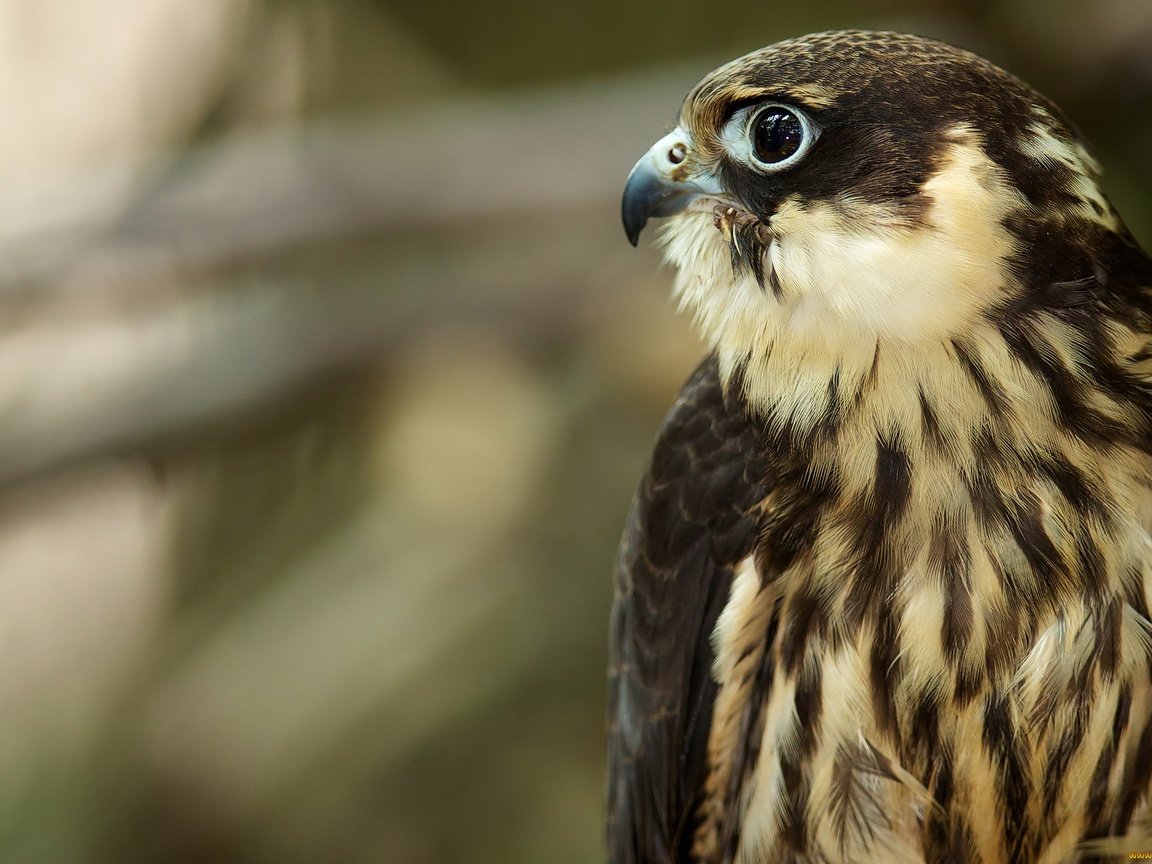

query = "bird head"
[623,31,1124,371]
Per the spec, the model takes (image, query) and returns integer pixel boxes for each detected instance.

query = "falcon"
[607,30,1152,864]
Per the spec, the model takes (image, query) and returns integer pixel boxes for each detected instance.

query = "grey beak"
[621,160,701,246]
[621,129,717,246]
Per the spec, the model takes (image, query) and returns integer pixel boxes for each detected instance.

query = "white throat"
[659,128,1027,410]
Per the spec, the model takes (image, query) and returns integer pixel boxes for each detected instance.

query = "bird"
[607,30,1152,864]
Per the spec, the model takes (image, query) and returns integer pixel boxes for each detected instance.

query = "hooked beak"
[621,129,720,246]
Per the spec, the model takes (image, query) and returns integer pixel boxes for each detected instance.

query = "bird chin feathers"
[657,126,1031,409]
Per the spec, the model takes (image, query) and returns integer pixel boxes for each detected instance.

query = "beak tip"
[622,197,646,247]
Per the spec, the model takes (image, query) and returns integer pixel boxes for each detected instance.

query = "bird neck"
[720,286,1152,525]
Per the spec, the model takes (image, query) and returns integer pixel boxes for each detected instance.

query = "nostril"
[668,143,687,165]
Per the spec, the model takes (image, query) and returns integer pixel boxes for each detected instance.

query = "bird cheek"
[720,167,784,224]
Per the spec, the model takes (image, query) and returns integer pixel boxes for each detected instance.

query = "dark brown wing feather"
[607,356,770,864]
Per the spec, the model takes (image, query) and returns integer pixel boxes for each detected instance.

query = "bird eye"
[751,106,806,165]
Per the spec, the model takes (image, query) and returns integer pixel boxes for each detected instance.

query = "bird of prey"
[608,30,1152,864]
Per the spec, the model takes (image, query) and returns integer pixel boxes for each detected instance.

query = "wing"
[607,356,770,864]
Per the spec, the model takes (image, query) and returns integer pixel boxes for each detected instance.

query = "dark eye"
[752,106,805,165]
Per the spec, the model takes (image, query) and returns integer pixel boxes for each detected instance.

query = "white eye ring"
[720,102,819,172]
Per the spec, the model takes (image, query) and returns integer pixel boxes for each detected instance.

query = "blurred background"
[1,1,1149,862]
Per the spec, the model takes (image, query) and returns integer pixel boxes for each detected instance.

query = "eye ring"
[720,102,818,172]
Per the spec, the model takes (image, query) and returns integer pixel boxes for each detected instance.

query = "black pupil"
[753,108,803,164]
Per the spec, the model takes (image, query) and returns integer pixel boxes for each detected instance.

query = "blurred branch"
[0,69,693,294]
[0,69,694,489]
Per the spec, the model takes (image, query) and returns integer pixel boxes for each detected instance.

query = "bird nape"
[608,30,1152,864]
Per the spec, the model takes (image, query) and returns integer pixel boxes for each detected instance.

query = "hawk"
[607,30,1152,864]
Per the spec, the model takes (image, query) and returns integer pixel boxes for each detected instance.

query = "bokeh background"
[2,2,1150,862]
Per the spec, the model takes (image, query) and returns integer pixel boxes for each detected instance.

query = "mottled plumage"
[608,31,1152,864]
